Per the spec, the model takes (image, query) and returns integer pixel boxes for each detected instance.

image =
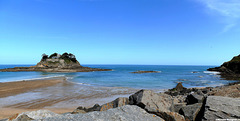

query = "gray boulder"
[129,90,173,112]
[14,114,33,121]
[72,97,129,114]
[129,90,185,121]
[72,104,101,114]
[179,103,202,121]
[34,105,164,121]
[186,93,206,105]
[173,103,186,113]
[99,97,129,111]
[203,96,240,120]
[7,110,60,121]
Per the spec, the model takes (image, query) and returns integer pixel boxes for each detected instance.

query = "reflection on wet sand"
[0,77,138,119]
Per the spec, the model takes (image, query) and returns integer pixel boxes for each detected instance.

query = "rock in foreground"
[203,96,240,120]
[8,105,164,121]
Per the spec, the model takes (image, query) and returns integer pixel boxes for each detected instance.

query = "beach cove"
[0,64,239,120]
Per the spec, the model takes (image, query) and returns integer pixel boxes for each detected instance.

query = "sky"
[0,0,240,65]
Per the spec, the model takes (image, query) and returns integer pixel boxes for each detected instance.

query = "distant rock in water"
[208,54,240,80]
[36,52,81,68]
[131,70,161,74]
[0,52,111,72]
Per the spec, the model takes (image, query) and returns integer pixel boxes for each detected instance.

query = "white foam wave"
[2,75,65,83]
[67,81,91,86]
[203,71,220,75]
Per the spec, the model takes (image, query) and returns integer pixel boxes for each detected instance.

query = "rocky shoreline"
[0,66,111,72]
[3,82,239,121]
[0,53,111,72]
[208,54,240,80]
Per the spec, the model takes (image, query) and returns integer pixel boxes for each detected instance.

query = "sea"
[0,65,236,90]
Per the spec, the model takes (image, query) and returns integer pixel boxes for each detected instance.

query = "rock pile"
[4,83,240,121]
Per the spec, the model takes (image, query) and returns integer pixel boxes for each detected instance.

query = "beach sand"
[0,77,137,119]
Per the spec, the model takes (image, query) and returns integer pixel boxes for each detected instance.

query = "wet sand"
[0,77,138,119]
[0,77,65,98]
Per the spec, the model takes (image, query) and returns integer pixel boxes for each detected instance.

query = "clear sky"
[0,0,240,65]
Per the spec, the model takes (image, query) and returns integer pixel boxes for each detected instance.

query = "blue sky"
[0,0,240,65]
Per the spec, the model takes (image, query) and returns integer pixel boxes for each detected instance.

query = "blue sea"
[0,65,235,90]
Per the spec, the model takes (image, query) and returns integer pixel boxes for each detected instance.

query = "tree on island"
[41,53,48,61]
[41,52,77,63]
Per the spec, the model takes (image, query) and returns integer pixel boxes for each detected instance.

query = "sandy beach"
[0,77,138,119]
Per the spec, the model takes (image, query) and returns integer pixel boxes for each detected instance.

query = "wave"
[1,75,66,83]
[203,71,220,75]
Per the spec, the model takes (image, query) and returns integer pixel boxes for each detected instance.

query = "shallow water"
[0,65,236,89]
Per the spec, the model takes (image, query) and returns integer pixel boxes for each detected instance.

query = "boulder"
[129,90,185,121]
[72,97,129,114]
[173,103,186,113]
[129,90,173,112]
[8,110,59,121]
[186,93,206,105]
[179,103,202,121]
[14,114,33,121]
[33,105,164,121]
[203,96,240,120]
[100,97,129,111]
[153,111,185,121]
[72,104,101,114]
[165,82,192,96]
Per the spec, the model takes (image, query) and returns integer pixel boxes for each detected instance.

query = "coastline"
[0,77,138,119]
[0,77,65,98]
[0,76,239,120]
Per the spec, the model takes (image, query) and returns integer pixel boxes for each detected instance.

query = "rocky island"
[208,54,240,80]
[0,53,111,72]
[131,70,161,74]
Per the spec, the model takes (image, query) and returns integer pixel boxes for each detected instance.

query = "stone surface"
[151,111,185,121]
[129,90,173,112]
[8,110,59,121]
[179,103,202,121]
[208,84,240,98]
[72,97,129,114]
[33,105,164,121]
[72,104,101,114]
[14,114,33,121]
[203,96,240,120]
[129,90,185,121]
[186,93,205,105]
[165,83,192,96]
[100,97,129,111]
[173,103,186,113]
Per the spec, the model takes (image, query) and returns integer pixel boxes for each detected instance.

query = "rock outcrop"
[208,54,240,79]
[0,52,111,72]
[8,105,164,121]
[203,96,240,120]
[72,97,129,113]
[179,103,202,121]
[129,90,185,121]
[4,83,240,121]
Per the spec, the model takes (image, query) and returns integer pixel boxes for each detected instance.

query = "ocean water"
[0,65,236,89]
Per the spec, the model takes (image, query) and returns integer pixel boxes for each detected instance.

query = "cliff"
[208,54,240,79]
